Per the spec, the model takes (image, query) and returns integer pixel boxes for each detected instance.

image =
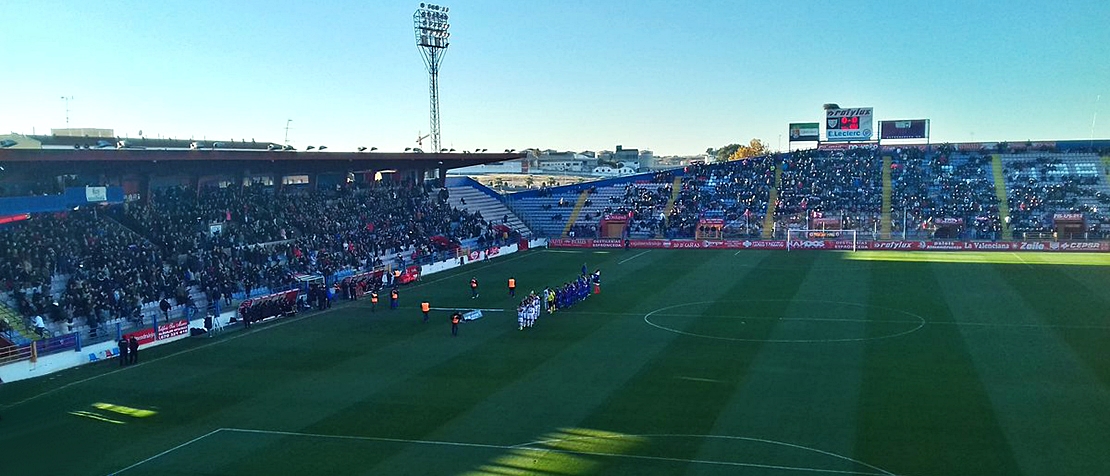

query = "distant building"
[534,150,594,172]
[592,165,637,177]
[51,128,115,138]
[613,145,641,171]
[639,150,655,169]
[448,160,524,175]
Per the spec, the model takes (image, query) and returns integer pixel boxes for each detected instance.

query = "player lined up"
[542,268,601,315]
[517,292,541,330]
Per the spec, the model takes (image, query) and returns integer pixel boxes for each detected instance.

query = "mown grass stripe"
[573,251,822,473]
[855,261,1022,475]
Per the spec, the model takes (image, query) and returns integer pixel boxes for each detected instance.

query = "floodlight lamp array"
[415,3,450,49]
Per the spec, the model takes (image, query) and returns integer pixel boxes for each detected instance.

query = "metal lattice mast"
[414,3,450,153]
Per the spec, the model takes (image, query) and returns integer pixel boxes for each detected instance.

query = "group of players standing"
[516,264,601,331]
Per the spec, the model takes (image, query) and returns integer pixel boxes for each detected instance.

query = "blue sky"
[1,0,1107,155]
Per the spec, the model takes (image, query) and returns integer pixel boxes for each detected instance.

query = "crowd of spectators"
[1005,156,1106,238]
[0,180,507,337]
[891,149,1003,239]
[0,209,165,335]
[775,148,882,233]
[644,160,771,238]
[607,182,671,236]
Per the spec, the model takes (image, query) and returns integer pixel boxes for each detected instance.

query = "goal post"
[785,229,858,251]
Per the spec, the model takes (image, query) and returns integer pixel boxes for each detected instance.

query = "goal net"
[785,229,858,251]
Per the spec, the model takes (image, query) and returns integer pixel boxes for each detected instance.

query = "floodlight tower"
[414,3,450,154]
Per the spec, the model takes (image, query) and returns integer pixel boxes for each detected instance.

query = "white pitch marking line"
[430,307,505,312]
[108,428,224,475]
[223,427,513,450]
[559,309,1110,330]
[617,250,650,265]
[515,433,899,476]
[1011,252,1034,267]
[220,428,894,476]
[2,249,538,410]
[640,299,928,344]
[677,376,722,383]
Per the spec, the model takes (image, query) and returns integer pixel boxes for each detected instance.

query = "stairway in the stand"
[560,190,592,237]
[762,162,784,239]
[990,154,1013,241]
[881,155,893,240]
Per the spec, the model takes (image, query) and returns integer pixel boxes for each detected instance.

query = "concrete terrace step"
[446,187,532,237]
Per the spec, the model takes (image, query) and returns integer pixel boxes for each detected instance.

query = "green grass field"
[3,248,1110,476]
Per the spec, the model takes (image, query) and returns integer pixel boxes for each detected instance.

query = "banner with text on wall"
[548,238,1109,252]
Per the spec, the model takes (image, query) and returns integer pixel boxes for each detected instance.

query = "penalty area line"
[108,428,224,475]
[216,428,895,475]
[618,250,650,265]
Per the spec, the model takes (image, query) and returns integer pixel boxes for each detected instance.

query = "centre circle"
[642,299,926,343]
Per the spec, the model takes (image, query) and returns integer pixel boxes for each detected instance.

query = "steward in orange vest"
[421,301,430,322]
[451,311,462,336]
[508,277,516,297]
[370,291,378,312]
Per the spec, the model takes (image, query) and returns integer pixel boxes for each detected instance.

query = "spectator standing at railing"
[117,336,129,367]
[158,298,171,321]
[128,335,139,364]
[32,314,45,338]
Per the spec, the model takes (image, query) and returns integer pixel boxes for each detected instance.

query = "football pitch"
[2,248,1110,476]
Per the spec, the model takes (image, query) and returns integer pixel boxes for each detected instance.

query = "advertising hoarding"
[825,107,873,142]
[788,122,820,141]
[880,119,929,140]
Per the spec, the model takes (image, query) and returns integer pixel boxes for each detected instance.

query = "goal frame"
[785,229,858,251]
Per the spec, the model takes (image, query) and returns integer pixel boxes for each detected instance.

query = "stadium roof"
[0,147,526,176]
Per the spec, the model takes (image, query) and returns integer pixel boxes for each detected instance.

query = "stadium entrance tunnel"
[643,300,926,343]
[467,430,898,475]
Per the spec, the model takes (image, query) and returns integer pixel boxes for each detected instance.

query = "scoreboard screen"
[837,116,860,130]
[825,107,873,142]
[879,119,929,140]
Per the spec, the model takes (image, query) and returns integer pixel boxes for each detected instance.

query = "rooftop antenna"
[284,119,293,146]
[1092,94,1101,148]
[61,96,74,125]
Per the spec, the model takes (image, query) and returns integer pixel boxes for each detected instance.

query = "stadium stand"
[1001,152,1108,240]
[506,175,676,238]
[441,178,531,237]
[1,145,1107,346]
[508,146,1107,241]
[0,180,512,343]
[888,148,1003,240]
[774,148,883,237]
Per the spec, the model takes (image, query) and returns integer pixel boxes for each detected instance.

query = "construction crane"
[416,131,431,147]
